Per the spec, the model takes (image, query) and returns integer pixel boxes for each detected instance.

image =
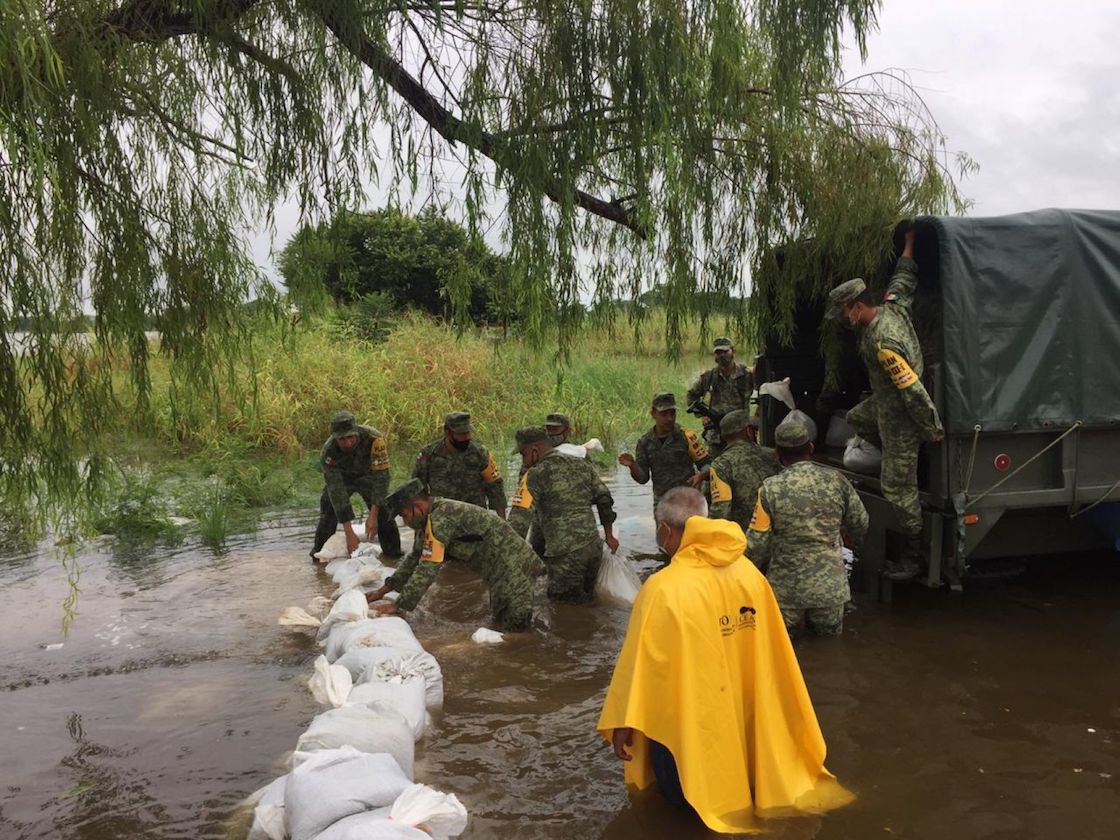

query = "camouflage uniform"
[412,438,506,512]
[747,461,869,636]
[312,421,401,557]
[516,448,617,602]
[686,363,753,456]
[632,425,710,507]
[708,440,781,534]
[387,498,535,631]
[843,257,943,539]
[509,461,547,556]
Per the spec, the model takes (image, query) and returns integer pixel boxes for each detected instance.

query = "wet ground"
[1,465,1118,840]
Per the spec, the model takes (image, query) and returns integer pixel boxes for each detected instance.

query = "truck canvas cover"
[926,208,1120,434]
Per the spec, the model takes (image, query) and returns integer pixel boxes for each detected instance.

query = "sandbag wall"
[245,534,467,840]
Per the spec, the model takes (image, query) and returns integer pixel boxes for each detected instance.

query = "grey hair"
[655,486,709,529]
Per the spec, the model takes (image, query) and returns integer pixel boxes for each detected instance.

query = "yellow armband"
[511,473,534,510]
[420,518,446,564]
[709,467,732,504]
[748,490,771,532]
[481,451,502,483]
[877,347,919,389]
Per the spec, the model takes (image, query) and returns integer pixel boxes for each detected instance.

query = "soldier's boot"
[882,533,921,581]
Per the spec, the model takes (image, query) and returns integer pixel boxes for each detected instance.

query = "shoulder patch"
[876,346,918,389]
[369,437,390,471]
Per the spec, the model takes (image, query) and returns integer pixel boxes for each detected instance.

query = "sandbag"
[311,812,429,840]
[348,673,427,740]
[280,607,323,629]
[471,628,504,644]
[333,648,444,710]
[325,617,423,661]
[389,783,469,839]
[246,776,287,840]
[759,377,796,410]
[295,703,415,778]
[316,591,371,641]
[313,531,354,562]
[782,409,818,443]
[359,652,444,711]
[595,547,641,608]
[825,410,854,449]
[843,435,883,475]
[332,565,385,599]
[284,747,411,840]
[309,655,354,708]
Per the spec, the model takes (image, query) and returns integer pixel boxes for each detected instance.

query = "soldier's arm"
[411,446,429,485]
[479,446,507,516]
[745,488,773,570]
[386,539,422,593]
[708,463,733,521]
[885,229,919,311]
[394,517,453,612]
[629,439,651,484]
[841,476,870,548]
[875,342,944,440]
[685,370,708,406]
[684,429,711,470]
[588,463,618,528]
[321,445,356,523]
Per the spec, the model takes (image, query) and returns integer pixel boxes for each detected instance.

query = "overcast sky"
[252,0,1120,277]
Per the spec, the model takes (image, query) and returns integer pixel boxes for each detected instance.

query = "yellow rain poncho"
[597,516,853,833]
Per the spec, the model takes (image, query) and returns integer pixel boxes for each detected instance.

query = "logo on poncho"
[720,605,757,636]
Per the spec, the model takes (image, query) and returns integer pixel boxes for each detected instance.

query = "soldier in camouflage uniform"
[412,411,507,517]
[311,410,401,560]
[747,418,868,637]
[686,337,754,457]
[366,479,535,631]
[515,426,619,602]
[706,409,781,534]
[618,393,710,508]
[827,226,944,580]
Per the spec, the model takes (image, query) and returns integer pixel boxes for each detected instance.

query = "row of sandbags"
[246,540,466,840]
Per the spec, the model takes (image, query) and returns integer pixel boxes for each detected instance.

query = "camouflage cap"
[774,417,812,448]
[719,409,751,437]
[383,478,427,518]
[712,337,734,351]
[444,411,472,434]
[513,425,550,452]
[330,410,359,440]
[825,278,867,319]
[651,392,677,411]
[544,412,570,429]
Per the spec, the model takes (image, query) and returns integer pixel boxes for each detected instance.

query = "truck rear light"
[994,454,1011,471]
[963,513,980,525]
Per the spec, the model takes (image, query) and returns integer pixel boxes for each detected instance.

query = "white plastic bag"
[390,783,470,839]
[843,435,883,475]
[246,776,287,840]
[348,671,427,740]
[308,655,354,708]
[336,648,444,710]
[311,812,430,840]
[471,628,504,644]
[280,607,323,628]
[759,377,796,410]
[316,591,371,641]
[284,747,411,840]
[782,409,818,443]
[332,565,385,599]
[595,547,641,607]
[295,703,415,778]
[825,410,853,449]
[325,616,424,661]
[313,531,353,562]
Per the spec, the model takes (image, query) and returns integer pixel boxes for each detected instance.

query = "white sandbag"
[582,437,604,453]
[284,747,411,840]
[316,591,371,641]
[280,607,322,628]
[348,673,427,740]
[471,628,504,644]
[247,776,288,840]
[309,655,354,708]
[335,648,444,710]
[759,377,796,410]
[825,410,854,449]
[843,435,883,475]
[595,547,641,607]
[313,531,353,562]
[295,703,415,778]
[311,811,429,840]
[390,783,470,839]
[325,617,423,661]
[332,565,385,599]
[782,409,818,443]
[308,596,334,617]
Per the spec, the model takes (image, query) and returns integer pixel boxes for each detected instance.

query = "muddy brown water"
[2,465,1118,840]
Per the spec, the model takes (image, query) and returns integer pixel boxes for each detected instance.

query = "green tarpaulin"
[919,209,1120,434]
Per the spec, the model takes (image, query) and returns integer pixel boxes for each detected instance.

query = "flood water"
[2,465,1118,840]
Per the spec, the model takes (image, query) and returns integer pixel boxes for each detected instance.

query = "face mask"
[450,437,471,451]
[547,433,565,446]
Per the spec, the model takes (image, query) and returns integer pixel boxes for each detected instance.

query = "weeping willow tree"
[1,0,967,535]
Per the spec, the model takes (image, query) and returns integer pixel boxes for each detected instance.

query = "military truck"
[755,209,1120,591]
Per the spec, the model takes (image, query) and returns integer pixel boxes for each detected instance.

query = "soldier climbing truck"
[756,209,1120,591]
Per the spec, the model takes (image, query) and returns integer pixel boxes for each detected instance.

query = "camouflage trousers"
[488,580,534,632]
[847,396,923,537]
[545,538,603,604]
[780,605,845,638]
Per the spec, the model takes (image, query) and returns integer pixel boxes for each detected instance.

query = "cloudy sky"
[847,0,1120,215]
[252,0,1120,275]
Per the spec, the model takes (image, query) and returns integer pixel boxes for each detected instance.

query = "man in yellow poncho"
[597,487,852,833]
